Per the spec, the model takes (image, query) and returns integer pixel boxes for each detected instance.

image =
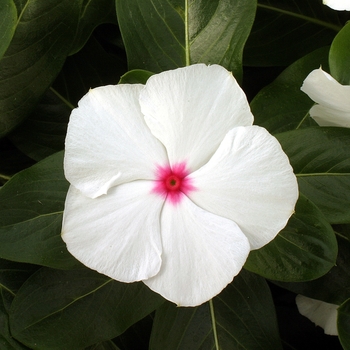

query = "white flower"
[301,68,350,127]
[296,295,338,336]
[323,0,350,10]
[61,64,298,307]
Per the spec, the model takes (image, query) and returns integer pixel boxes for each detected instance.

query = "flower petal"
[296,295,338,336]
[143,195,250,307]
[140,64,254,172]
[323,0,350,10]
[309,105,350,127]
[64,84,167,198]
[301,68,350,127]
[61,181,163,282]
[189,126,298,249]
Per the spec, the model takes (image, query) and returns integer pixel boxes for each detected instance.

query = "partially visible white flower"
[323,0,350,11]
[62,64,298,307]
[296,295,338,336]
[301,68,350,127]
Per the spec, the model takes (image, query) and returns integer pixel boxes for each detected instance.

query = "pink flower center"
[152,162,195,205]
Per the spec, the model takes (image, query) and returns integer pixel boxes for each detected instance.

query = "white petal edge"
[296,295,338,336]
[301,68,350,127]
[140,64,254,172]
[62,181,163,282]
[64,84,167,198]
[143,195,250,307]
[309,104,350,127]
[189,126,298,250]
[323,0,350,10]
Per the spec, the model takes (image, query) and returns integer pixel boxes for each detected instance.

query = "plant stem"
[209,299,220,350]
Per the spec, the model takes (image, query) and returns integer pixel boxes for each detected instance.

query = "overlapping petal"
[301,68,350,127]
[64,84,167,198]
[323,0,350,10]
[296,295,338,336]
[189,126,298,249]
[140,64,254,172]
[143,196,250,307]
[62,181,163,282]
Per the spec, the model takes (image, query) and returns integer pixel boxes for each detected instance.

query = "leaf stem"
[295,111,310,130]
[0,283,16,297]
[184,0,190,66]
[49,87,75,110]
[334,230,350,242]
[0,173,11,182]
[209,299,220,350]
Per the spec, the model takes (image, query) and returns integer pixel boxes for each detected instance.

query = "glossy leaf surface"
[0,0,81,137]
[9,268,164,350]
[329,21,350,85]
[150,270,282,349]
[278,127,350,224]
[0,152,78,269]
[0,0,120,138]
[116,0,256,80]
[273,235,350,305]
[245,194,337,281]
[119,70,154,85]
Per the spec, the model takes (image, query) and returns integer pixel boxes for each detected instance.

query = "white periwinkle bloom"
[296,295,338,336]
[62,64,298,307]
[301,68,350,127]
[323,0,350,10]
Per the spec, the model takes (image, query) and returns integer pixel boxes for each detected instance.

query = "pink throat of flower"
[152,162,195,205]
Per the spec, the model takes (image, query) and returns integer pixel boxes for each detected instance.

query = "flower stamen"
[152,162,195,204]
[165,175,181,190]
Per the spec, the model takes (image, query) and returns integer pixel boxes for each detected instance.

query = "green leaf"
[245,0,349,66]
[250,46,329,134]
[0,259,38,297]
[0,151,79,269]
[119,70,154,85]
[245,194,337,282]
[0,259,34,350]
[0,0,81,138]
[338,298,350,350]
[116,0,256,80]
[1,294,29,350]
[272,235,350,305]
[0,0,16,61]
[8,89,71,161]
[9,268,164,350]
[329,21,350,85]
[150,270,282,350]
[277,127,350,224]
[69,0,117,55]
